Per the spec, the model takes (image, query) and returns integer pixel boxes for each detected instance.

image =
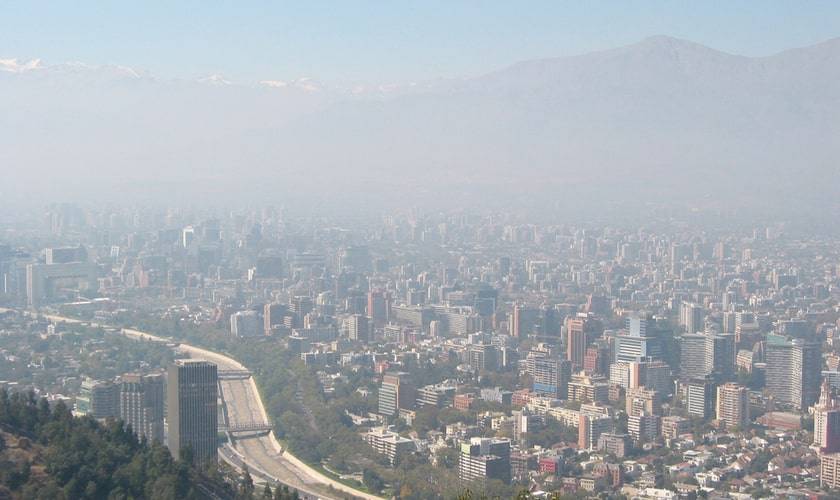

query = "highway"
[1,309,382,500]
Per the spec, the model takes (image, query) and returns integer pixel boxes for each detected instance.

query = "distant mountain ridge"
[1,36,839,212]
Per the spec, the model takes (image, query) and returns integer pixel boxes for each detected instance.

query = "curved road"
[12,310,382,500]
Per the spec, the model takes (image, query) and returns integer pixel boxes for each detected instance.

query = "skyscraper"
[815,380,840,453]
[679,302,703,334]
[120,373,165,443]
[529,356,571,399]
[680,332,735,382]
[614,314,663,363]
[167,360,218,464]
[566,314,601,370]
[765,338,821,409]
[685,376,716,419]
[715,383,749,430]
[378,372,415,417]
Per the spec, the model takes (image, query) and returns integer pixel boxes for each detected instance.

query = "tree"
[238,466,255,499]
[262,483,273,498]
[362,469,384,492]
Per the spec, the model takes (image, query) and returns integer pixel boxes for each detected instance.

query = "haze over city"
[3,3,840,500]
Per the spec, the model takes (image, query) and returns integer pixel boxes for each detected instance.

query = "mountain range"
[2,36,839,216]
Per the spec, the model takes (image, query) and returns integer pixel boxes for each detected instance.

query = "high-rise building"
[347,313,370,342]
[378,372,416,416]
[77,379,119,419]
[459,438,511,484]
[821,452,840,489]
[167,360,218,464]
[815,380,840,453]
[566,314,601,369]
[119,373,165,443]
[528,356,571,399]
[230,310,261,337]
[628,413,660,443]
[685,376,716,419]
[510,303,524,338]
[614,314,663,363]
[367,290,388,325]
[765,338,821,409]
[579,414,613,451]
[679,302,703,334]
[715,383,749,430]
[680,333,735,381]
[680,333,709,379]
[583,343,610,375]
[263,303,287,335]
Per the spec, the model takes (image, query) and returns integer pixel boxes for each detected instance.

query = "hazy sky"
[2,1,840,83]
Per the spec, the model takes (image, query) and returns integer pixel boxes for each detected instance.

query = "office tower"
[765,338,821,409]
[583,343,610,375]
[628,413,660,443]
[685,376,716,419]
[706,333,736,380]
[468,343,500,372]
[230,310,261,337]
[815,380,840,453]
[347,313,370,342]
[119,373,165,443]
[378,372,415,417]
[631,360,672,396]
[715,383,749,430]
[367,290,388,325]
[680,333,735,381]
[679,302,703,333]
[510,303,523,338]
[578,414,613,451]
[529,356,571,399]
[615,314,663,363]
[459,438,511,484]
[77,379,119,419]
[722,312,736,334]
[45,245,87,265]
[181,226,195,248]
[680,333,709,379]
[263,303,287,335]
[26,261,99,307]
[167,360,218,464]
[566,314,601,369]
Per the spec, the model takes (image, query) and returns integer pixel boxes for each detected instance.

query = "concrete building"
[715,383,749,430]
[815,380,840,453]
[119,373,165,443]
[579,414,612,451]
[26,261,98,307]
[459,437,511,484]
[76,378,119,419]
[685,377,716,419]
[167,360,218,464]
[365,427,415,465]
[230,310,261,337]
[765,337,821,409]
[378,372,416,416]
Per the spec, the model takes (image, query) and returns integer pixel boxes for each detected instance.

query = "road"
[0,309,382,500]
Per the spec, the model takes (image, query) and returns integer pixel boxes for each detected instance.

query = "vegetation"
[0,388,232,499]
